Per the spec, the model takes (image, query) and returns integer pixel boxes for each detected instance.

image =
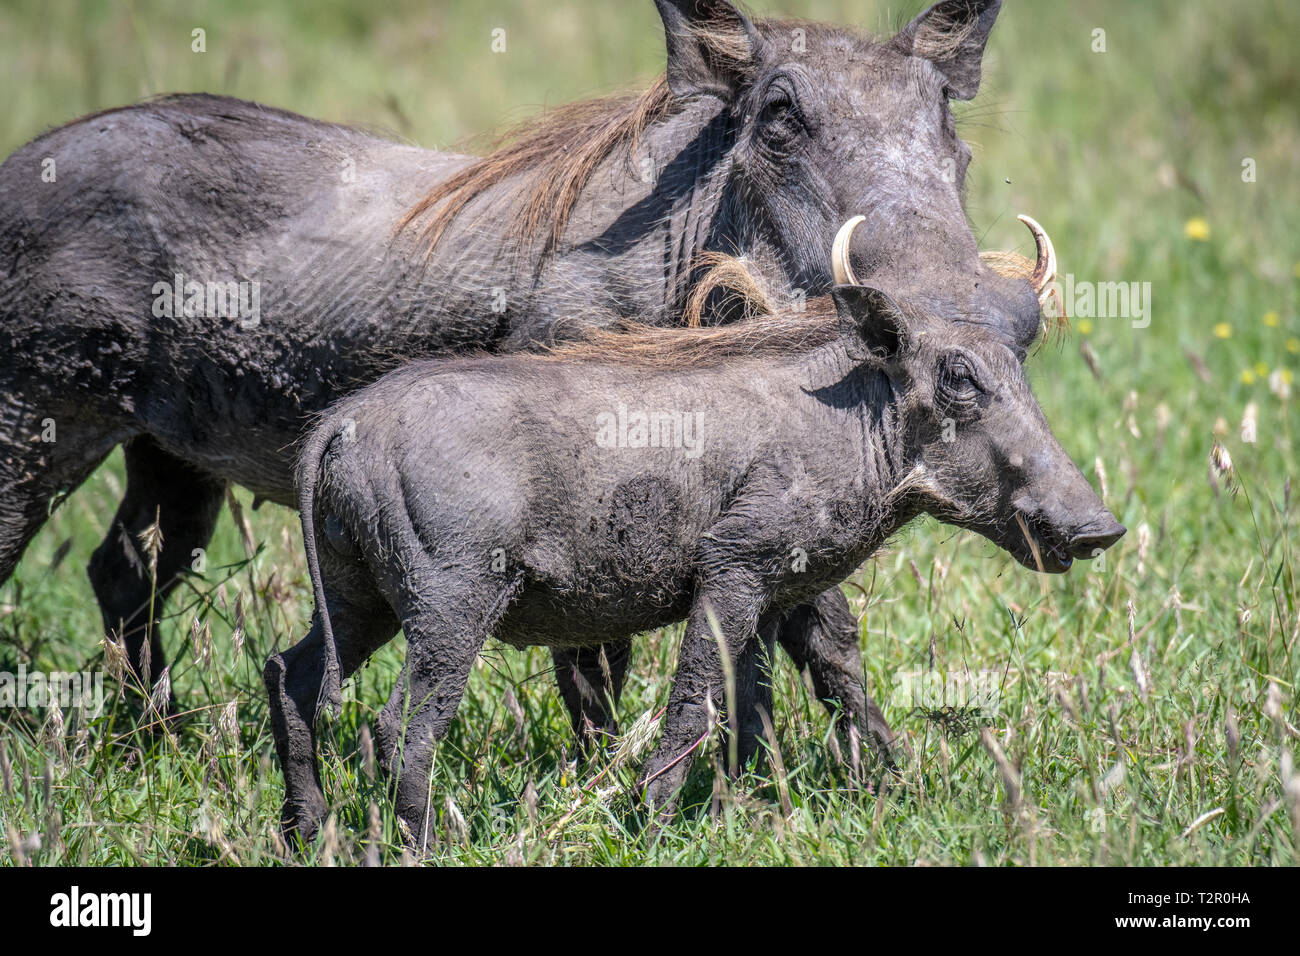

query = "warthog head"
[831,217,1125,572]
[657,0,1040,348]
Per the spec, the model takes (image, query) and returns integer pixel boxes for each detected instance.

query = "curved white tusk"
[1017,213,1057,307]
[831,215,866,286]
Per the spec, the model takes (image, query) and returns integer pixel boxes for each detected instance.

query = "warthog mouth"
[1008,515,1071,574]
[1000,509,1127,574]
[939,508,1075,574]
[1005,511,1075,574]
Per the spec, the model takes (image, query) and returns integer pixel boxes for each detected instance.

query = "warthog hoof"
[281,796,329,852]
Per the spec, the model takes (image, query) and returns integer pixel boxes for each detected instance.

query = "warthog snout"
[1010,494,1126,572]
[1065,515,1128,558]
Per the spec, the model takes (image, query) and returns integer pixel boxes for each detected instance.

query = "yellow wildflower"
[1213,322,1232,339]
[1184,217,1211,241]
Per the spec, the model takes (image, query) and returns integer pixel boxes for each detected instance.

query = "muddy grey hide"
[1,0,1037,755]
[266,257,1124,847]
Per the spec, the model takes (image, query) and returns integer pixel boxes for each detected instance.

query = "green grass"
[1,0,1298,866]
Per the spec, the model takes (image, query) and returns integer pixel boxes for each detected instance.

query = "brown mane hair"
[394,11,773,262]
[681,251,775,328]
[544,306,839,370]
[545,254,839,372]
[396,77,674,259]
[533,245,844,370]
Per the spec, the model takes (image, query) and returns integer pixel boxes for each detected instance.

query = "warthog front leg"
[777,588,897,767]
[551,640,631,751]
[552,587,891,770]
[732,615,779,771]
[641,582,765,815]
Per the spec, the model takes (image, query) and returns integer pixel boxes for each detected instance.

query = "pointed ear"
[890,0,1002,100]
[831,285,910,362]
[653,0,763,99]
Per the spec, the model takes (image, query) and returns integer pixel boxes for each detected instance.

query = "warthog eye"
[761,94,793,124]
[937,352,986,416]
[755,79,804,147]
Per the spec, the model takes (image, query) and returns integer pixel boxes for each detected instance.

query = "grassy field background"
[0,0,1297,865]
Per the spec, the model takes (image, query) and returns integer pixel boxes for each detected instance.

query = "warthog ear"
[890,0,1002,100]
[653,0,762,99]
[831,285,910,363]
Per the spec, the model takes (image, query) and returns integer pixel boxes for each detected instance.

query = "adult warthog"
[267,229,1123,846]
[1,0,1033,757]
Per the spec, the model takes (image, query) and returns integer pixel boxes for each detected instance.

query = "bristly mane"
[536,246,842,370]
[396,77,674,260]
[681,251,775,328]
[544,302,841,370]
[394,13,790,264]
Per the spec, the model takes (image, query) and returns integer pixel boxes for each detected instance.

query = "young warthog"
[265,223,1124,848]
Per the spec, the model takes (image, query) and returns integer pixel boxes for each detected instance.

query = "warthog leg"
[372,566,521,854]
[87,436,225,696]
[550,640,631,752]
[264,556,399,848]
[776,589,897,768]
[731,616,779,771]
[0,404,120,592]
[552,587,894,773]
[640,581,765,816]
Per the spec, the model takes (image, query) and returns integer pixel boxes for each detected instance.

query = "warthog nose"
[1068,520,1126,559]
